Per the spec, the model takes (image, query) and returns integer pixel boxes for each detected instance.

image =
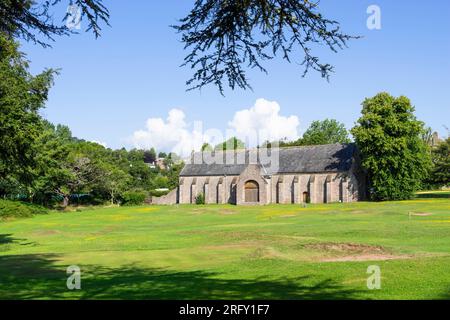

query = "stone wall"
[259,172,359,204]
[151,188,178,205]
[177,169,362,205]
[178,175,241,204]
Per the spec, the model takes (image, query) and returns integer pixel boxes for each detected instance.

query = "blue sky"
[22,0,450,152]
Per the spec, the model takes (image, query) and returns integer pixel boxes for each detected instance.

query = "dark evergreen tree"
[0,35,56,193]
[174,0,357,93]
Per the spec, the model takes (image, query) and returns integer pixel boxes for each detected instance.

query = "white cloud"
[130,99,300,156]
[131,109,205,157]
[228,98,300,145]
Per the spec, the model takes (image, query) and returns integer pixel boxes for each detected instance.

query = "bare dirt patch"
[304,242,410,262]
[190,208,210,215]
[32,230,60,236]
[219,209,237,215]
[305,243,385,253]
[89,226,118,237]
[245,247,271,259]
[203,243,257,251]
[321,254,410,262]
[409,212,433,217]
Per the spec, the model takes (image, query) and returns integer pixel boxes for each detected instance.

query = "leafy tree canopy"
[0,35,56,185]
[144,148,157,163]
[214,137,246,151]
[0,33,185,206]
[302,119,351,145]
[263,119,350,147]
[351,93,432,201]
[428,137,450,187]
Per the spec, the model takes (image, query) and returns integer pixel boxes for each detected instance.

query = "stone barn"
[153,144,366,205]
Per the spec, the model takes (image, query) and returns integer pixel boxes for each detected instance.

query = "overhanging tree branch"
[173,0,359,94]
[0,0,110,47]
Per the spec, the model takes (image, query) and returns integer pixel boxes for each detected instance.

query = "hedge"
[0,200,48,220]
[121,190,148,206]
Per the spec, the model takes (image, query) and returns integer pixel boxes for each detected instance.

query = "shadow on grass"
[0,254,364,300]
[0,234,37,248]
[0,234,15,244]
[415,192,450,199]
[441,288,450,300]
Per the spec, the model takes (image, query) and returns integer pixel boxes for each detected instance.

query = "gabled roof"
[180,143,357,177]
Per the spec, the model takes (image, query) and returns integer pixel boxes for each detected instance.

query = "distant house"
[153,144,367,205]
[146,157,168,170]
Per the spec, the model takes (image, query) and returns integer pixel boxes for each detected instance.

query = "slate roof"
[180,143,357,177]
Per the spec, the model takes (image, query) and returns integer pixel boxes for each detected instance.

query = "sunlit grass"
[0,196,449,300]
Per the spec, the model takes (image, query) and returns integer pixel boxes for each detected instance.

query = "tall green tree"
[143,148,156,163]
[100,166,130,205]
[351,93,432,201]
[0,35,55,193]
[166,162,184,190]
[429,138,450,187]
[158,152,168,159]
[27,120,72,204]
[302,119,351,145]
[51,156,102,207]
[34,138,112,207]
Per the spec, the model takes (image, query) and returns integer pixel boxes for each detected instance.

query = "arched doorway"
[303,192,310,203]
[245,180,259,203]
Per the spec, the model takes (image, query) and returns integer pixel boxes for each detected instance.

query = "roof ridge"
[194,143,354,154]
[275,142,354,150]
[181,143,355,177]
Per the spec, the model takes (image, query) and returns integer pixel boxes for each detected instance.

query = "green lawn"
[1,195,449,300]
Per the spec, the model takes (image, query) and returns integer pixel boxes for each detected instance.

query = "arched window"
[245,180,259,203]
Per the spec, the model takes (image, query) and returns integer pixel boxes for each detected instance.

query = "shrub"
[195,193,205,205]
[69,194,106,206]
[0,200,48,220]
[150,189,170,197]
[121,190,148,206]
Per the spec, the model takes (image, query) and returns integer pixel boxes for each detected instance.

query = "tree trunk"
[110,190,115,205]
[62,195,69,208]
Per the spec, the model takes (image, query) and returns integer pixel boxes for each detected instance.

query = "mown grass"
[0,194,449,300]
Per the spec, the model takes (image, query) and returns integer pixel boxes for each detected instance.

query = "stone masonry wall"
[151,188,178,205]
[176,170,361,205]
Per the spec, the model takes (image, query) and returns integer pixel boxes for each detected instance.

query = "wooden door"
[245,181,259,203]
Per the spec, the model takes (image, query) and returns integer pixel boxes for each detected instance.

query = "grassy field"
[0,193,449,300]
